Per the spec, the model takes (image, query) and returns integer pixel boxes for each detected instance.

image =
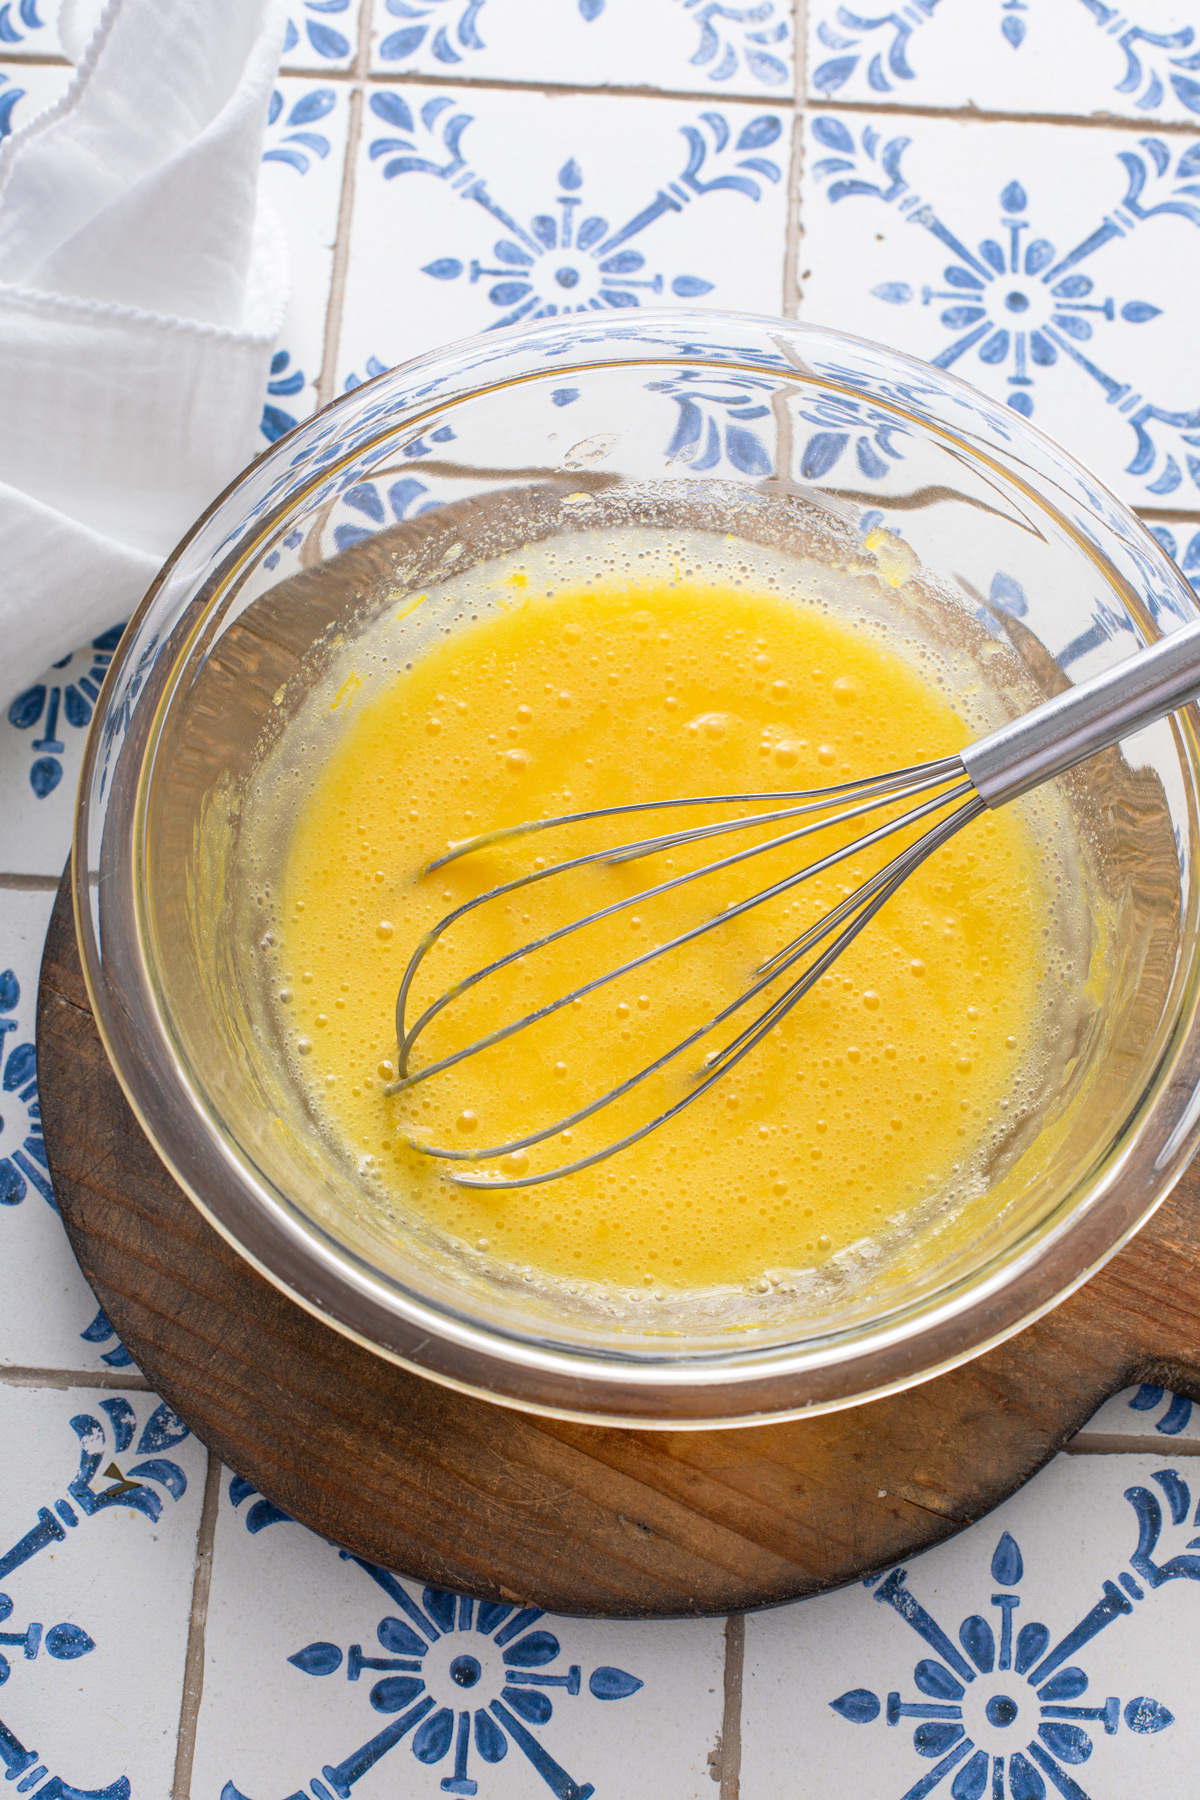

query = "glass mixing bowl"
[76,310,1200,1427]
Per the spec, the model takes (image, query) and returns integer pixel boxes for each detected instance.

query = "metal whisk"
[386,620,1200,1189]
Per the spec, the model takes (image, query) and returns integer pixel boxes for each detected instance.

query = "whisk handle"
[962,618,1200,807]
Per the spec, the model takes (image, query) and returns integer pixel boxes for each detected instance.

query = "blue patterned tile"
[190,1479,725,1799]
[0,60,71,140]
[282,0,359,71]
[0,628,126,879]
[1080,1384,1200,1442]
[797,113,1200,509]
[369,0,792,95]
[337,85,789,376]
[744,1454,1200,1797]
[0,887,134,1372]
[0,1382,207,1793]
[0,0,60,58]
[258,78,353,441]
[807,0,1200,123]
[1148,518,1200,589]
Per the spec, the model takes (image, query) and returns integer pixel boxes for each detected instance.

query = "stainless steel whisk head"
[386,619,1200,1189]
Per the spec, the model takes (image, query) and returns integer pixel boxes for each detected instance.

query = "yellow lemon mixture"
[279,574,1048,1294]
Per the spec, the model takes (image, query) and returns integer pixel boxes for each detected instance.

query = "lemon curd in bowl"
[91,314,1200,1424]
[265,526,1088,1321]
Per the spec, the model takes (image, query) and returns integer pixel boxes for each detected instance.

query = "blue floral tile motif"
[368,93,782,328]
[790,386,913,487]
[669,0,791,88]
[78,1307,135,1372]
[329,470,445,549]
[650,367,777,476]
[1126,1384,1195,1434]
[0,0,50,53]
[1094,8,1200,112]
[228,1477,293,1534]
[5,627,123,802]
[94,632,160,806]
[828,1475,1200,1800]
[221,1481,643,1800]
[262,350,310,442]
[264,85,339,176]
[0,1399,192,1574]
[1150,526,1200,595]
[377,0,489,67]
[810,0,1200,115]
[341,353,391,392]
[0,69,29,139]
[283,0,355,64]
[808,118,1200,501]
[811,0,935,95]
[0,1397,192,1798]
[0,966,48,1210]
[372,0,791,90]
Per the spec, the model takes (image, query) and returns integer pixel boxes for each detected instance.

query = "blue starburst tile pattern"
[190,1484,726,1799]
[743,1456,1200,1799]
[338,86,789,376]
[797,113,1200,507]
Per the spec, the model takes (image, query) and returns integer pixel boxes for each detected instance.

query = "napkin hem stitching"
[0,278,283,345]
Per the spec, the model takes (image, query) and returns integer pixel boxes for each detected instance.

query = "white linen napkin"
[0,0,289,704]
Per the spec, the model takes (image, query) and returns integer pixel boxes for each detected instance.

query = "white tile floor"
[2,1,1200,1796]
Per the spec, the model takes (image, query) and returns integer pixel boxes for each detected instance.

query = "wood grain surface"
[36,873,1200,1618]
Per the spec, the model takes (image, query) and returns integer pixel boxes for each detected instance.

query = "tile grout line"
[6,50,1200,133]
[170,1450,223,1800]
[276,59,1200,136]
[353,0,373,84]
[782,0,806,318]
[311,86,361,409]
[0,1364,152,1389]
[268,59,1200,140]
[0,873,62,891]
[802,95,1200,136]
[323,65,799,103]
[1067,1433,1200,1455]
[718,1613,745,1800]
[312,0,372,411]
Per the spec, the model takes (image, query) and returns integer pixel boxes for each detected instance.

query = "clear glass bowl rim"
[73,308,1200,1428]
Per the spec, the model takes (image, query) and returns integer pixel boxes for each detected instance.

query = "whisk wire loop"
[419,759,966,875]
[389,762,970,1094]
[394,758,980,1186]
[419,795,984,1189]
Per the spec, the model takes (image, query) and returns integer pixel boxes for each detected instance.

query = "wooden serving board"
[36,873,1200,1618]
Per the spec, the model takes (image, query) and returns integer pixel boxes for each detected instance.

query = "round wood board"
[36,873,1200,1618]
